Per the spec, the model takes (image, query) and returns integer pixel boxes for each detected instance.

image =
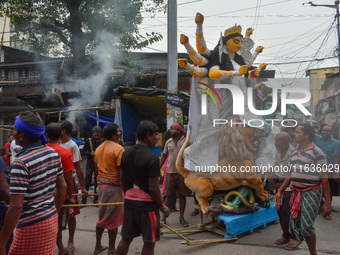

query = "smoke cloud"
[66,31,121,125]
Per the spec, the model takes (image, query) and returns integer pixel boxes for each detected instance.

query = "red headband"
[171,122,186,137]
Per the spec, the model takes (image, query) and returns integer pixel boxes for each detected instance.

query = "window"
[0,69,5,80]
[28,68,40,80]
[8,69,19,80]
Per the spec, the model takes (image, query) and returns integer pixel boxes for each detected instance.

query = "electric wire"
[139,0,339,80]
[289,16,337,87]
[252,0,261,41]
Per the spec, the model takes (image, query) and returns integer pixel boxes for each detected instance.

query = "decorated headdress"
[219,25,244,63]
[224,25,243,41]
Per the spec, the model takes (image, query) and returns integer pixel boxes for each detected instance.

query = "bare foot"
[93,246,108,254]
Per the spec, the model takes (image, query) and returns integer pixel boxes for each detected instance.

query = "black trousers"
[84,164,97,193]
[278,191,292,240]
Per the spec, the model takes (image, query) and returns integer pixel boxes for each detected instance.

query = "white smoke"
[66,30,122,125]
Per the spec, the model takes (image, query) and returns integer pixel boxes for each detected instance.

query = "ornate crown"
[224,25,242,37]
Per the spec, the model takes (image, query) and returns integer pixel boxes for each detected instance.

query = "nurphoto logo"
[199,83,312,128]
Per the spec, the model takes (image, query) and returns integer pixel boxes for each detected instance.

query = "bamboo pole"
[96,109,99,126]
[46,106,103,115]
[0,127,13,132]
[0,81,19,83]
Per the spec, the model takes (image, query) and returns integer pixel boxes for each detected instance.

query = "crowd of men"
[0,110,339,255]
[0,112,172,255]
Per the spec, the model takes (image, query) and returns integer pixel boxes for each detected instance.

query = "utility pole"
[303,1,340,127]
[303,1,340,66]
[166,0,183,130]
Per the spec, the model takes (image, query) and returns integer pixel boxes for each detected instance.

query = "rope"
[62,202,123,207]
[72,193,98,196]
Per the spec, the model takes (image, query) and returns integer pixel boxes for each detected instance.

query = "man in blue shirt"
[315,125,339,217]
[314,125,338,164]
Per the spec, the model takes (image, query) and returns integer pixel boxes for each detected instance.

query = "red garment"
[9,213,58,255]
[47,143,73,202]
[289,184,322,219]
[68,178,80,219]
[96,178,124,230]
[125,187,153,202]
[171,122,186,137]
[46,144,73,173]
[4,143,10,167]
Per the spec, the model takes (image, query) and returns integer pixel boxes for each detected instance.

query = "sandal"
[93,246,108,254]
[180,219,189,228]
[274,236,290,245]
[324,215,332,220]
[285,240,300,251]
[58,248,74,255]
[66,248,74,255]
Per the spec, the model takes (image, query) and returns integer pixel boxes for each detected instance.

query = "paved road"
[56,194,340,255]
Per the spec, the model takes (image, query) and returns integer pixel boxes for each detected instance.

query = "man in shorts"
[160,122,191,227]
[116,121,170,255]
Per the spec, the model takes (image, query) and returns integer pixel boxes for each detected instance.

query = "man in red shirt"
[46,122,75,255]
[4,135,13,168]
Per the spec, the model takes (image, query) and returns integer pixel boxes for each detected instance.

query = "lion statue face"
[218,116,264,163]
[241,125,264,152]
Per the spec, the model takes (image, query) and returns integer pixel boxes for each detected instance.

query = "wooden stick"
[46,106,103,115]
[0,127,13,132]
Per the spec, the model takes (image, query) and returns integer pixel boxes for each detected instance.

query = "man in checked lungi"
[94,124,125,255]
[0,111,67,255]
[275,123,331,254]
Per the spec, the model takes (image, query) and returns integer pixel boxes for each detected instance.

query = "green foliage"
[0,0,166,73]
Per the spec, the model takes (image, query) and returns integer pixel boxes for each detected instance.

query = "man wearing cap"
[160,122,191,227]
[0,111,66,255]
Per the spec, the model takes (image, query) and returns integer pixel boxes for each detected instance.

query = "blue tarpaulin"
[85,110,114,129]
[121,100,141,143]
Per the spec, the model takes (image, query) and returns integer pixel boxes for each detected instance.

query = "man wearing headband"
[160,122,191,228]
[0,111,67,254]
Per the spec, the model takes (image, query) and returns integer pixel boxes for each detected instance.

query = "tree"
[0,0,165,77]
